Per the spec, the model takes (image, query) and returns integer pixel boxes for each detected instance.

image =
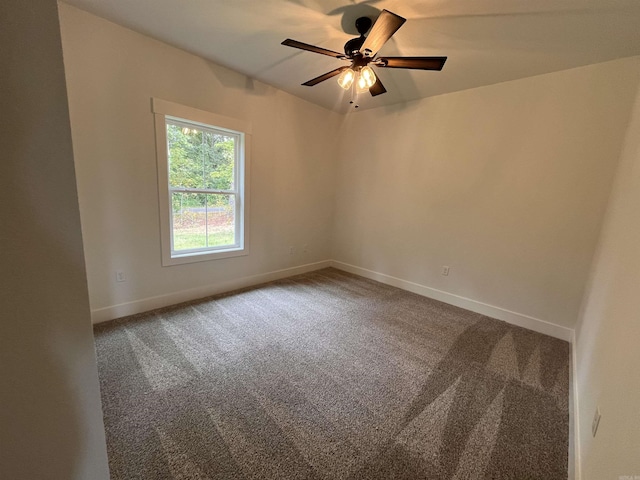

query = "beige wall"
[333,58,640,330]
[0,1,109,478]
[59,4,342,317]
[574,81,640,479]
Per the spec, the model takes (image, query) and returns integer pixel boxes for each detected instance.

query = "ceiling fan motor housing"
[344,16,372,57]
[344,36,365,57]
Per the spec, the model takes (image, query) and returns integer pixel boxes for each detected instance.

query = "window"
[153,99,250,265]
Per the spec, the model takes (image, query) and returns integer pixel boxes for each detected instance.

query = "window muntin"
[165,118,242,256]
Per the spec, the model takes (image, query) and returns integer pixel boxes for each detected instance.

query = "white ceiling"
[62,0,640,113]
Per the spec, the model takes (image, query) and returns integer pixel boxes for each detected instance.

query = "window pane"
[167,123,235,192]
[172,193,236,251]
[204,133,235,191]
[207,194,236,246]
[167,123,206,189]
[172,192,207,251]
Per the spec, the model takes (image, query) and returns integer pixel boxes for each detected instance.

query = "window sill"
[162,246,248,266]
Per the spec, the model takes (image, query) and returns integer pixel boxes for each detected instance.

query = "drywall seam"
[91,260,332,323]
[331,260,574,341]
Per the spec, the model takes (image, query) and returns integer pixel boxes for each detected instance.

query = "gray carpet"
[94,268,569,479]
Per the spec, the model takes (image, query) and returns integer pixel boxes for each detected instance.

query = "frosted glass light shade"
[355,66,377,93]
[360,66,376,88]
[337,69,355,90]
[356,74,369,93]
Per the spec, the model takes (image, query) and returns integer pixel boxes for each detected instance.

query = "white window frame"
[152,98,251,266]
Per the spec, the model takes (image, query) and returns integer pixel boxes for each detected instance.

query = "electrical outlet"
[116,271,126,283]
[442,266,450,276]
[592,407,601,437]
[289,246,295,255]
[303,244,308,253]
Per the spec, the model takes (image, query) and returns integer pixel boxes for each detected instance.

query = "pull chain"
[349,74,360,109]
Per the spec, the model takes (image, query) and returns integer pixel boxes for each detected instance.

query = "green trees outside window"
[166,122,238,251]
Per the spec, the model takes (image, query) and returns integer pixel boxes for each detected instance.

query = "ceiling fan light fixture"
[337,68,355,90]
[355,74,369,93]
[360,66,376,88]
[355,66,377,93]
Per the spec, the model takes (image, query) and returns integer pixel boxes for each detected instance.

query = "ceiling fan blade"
[369,76,387,97]
[282,39,345,58]
[302,67,349,86]
[359,10,406,57]
[377,56,447,70]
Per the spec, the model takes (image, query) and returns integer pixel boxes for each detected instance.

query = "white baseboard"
[94,258,575,341]
[570,330,582,480]
[90,260,332,324]
[330,260,574,342]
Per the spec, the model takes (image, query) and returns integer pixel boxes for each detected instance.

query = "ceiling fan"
[281,10,447,105]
